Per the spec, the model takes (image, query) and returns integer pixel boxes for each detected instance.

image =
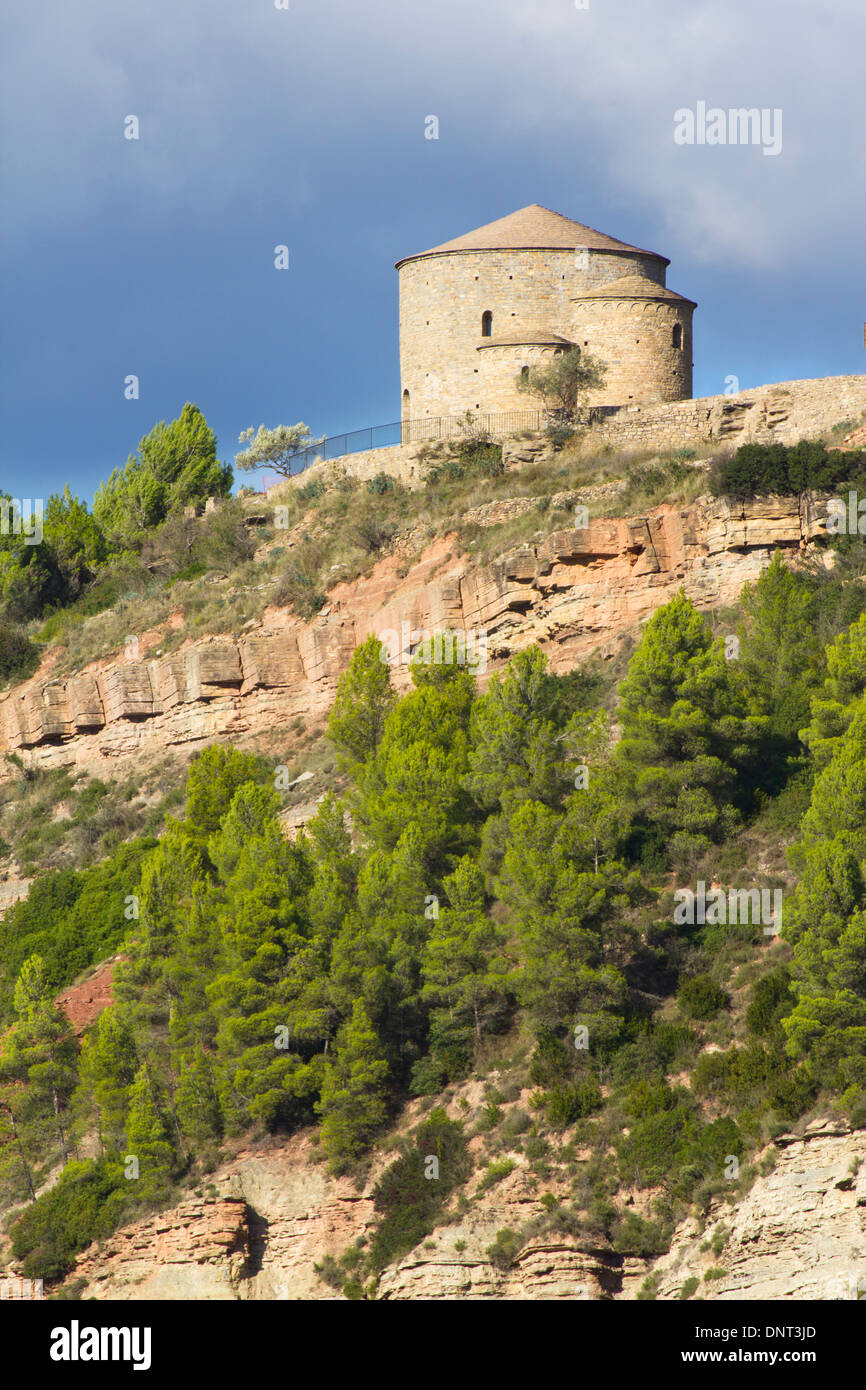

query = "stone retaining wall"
[284,376,866,495]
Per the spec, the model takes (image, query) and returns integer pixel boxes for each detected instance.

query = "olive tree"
[235,423,326,480]
[516,347,607,424]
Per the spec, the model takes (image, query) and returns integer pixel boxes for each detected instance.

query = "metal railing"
[282,409,547,477]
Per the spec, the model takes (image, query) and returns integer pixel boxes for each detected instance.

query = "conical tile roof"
[575,272,696,307]
[396,205,667,268]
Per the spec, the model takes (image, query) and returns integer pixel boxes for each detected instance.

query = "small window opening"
[481,310,493,337]
[672,323,683,349]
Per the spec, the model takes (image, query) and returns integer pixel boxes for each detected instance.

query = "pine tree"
[327,634,396,769]
[800,612,866,768]
[355,682,473,862]
[183,744,272,848]
[302,794,358,944]
[316,1001,389,1170]
[498,800,631,1039]
[125,1062,175,1200]
[75,1009,138,1155]
[10,956,77,1164]
[328,822,437,1074]
[110,830,208,1096]
[420,857,511,1072]
[738,553,823,744]
[560,709,630,873]
[174,1048,223,1150]
[783,704,866,1098]
[465,646,570,811]
[616,589,766,864]
[205,785,317,1132]
[0,956,78,1200]
[93,403,231,549]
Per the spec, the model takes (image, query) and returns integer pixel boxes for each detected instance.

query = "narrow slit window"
[672,323,683,349]
[481,310,493,337]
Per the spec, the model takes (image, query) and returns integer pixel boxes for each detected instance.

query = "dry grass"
[17,433,723,679]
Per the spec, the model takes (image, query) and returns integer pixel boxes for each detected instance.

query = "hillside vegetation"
[3,412,866,1296]
[2,508,866,1291]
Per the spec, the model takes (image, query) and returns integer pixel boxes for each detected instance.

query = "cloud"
[2,0,862,272]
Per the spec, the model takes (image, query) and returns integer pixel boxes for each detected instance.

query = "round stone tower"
[395,204,696,420]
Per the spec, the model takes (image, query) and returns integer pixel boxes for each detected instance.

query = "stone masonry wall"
[398,246,675,417]
[592,373,866,451]
[281,430,558,493]
[287,376,866,495]
[570,295,693,404]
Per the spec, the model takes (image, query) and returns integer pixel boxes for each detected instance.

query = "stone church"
[395,204,696,420]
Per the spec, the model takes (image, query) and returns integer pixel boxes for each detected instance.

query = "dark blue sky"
[1,0,863,502]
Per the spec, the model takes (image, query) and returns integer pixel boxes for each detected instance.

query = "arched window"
[481,310,493,338]
[520,366,529,380]
[402,388,410,416]
[672,323,683,350]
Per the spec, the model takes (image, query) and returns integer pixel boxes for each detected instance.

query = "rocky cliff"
[65,1114,864,1302]
[640,1120,866,1301]
[0,490,832,785]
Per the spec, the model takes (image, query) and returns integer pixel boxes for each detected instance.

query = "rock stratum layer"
[67,1119,865,1301]
[0,492,832,783]
[643,1120,866,1301]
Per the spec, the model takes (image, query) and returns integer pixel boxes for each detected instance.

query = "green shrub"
[409,1053,453,1096]
[350,510,397,554]
[48,1276,88,1301]
[746,967,795,1035]
[524,1134,551,1165]
[678,1276,700,1300]
[637,1272,662,1300]
[847,1092,866,1130]
[546,426,574,451]
[426,456,465,485]
[500,1107,532,1142]
[529,1031,574,1087]
[617,1094,743,1199]
[545,1078,603,1128]
[610,1021,698,1086]
[297,476,326,503]
[625,822,670,872]
[477,1095,503,1131]
[10,1160,131,1281]
[623,1078,681,1120]
[476,1158,515,1192]
[273,540,327,617]
[0,621,38,682]
[486,1227,522,1269]
[368,1110,471,1271]
[611,1212,670,1257]
[712,441,866,501]
[692,1041,816,1122]
[313,1254,344,1290]
[365,472,396,495]
[710,1225,730,1257]
[678,974,729,1021]
[455,436,504,478]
